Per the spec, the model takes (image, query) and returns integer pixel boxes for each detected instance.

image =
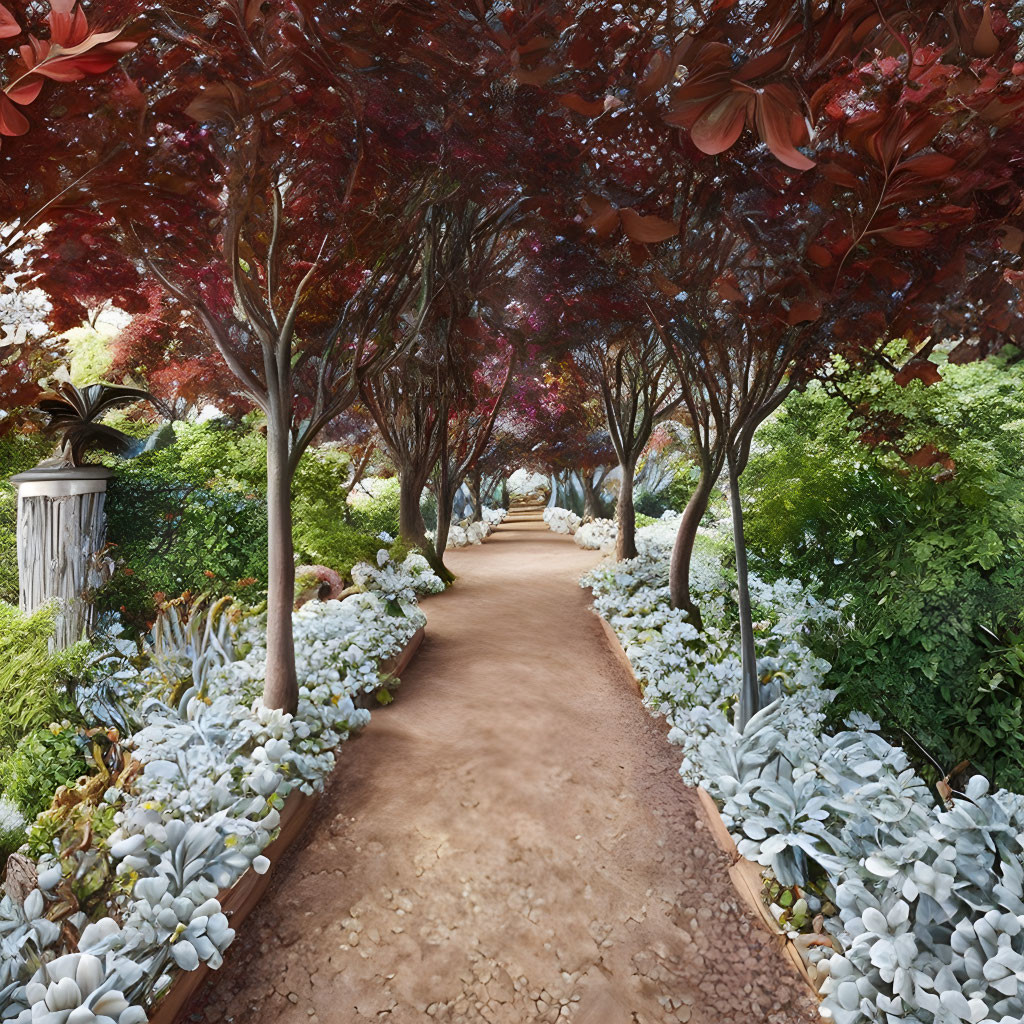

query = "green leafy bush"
[0,796,26,860]
[744,354,1024,789]
[0,724,88,819]
[0,604,88,754]
[635,488,670,518]
[100,421,399,620]
[98,420,270,622]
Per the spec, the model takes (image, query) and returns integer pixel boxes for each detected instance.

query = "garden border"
[594,607,822,1000]
[147,624,425,1024]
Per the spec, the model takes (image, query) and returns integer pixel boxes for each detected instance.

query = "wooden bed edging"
[595,609,823,1001]
[147,626,426,1024]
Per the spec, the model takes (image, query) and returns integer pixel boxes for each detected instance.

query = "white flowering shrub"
[583,529,1024,1024]
[0,576,428,1020]
[351,549,445,600]
[482,506,506,527]
[574,518,617,550]
[543,506,581,535]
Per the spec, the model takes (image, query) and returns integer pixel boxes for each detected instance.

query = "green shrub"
[744,354,1024,789]
[0,604,88,754]
[98,420,270,622]
[0,724,88,820]
[635,488,670,518]
[0,796,26,860]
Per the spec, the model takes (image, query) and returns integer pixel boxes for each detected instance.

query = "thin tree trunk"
[615,459,638,561]
[468,465,483,522]
[581,472,601,520]
[669,466,716,630]
[729,454,760,732]
[434,480,454,564]
[500,480,509,509]
[263,413,298,713]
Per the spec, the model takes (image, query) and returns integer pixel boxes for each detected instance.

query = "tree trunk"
[615,459,638,561]
[262,414,298,714]
[399,468,429,548]
[500,479,509,509]
[729,454,760,732]
[434,482,454,563]
[581,472,601,520]
[400,468,453,584]
[668,466,716,630]
[468,466,483,522]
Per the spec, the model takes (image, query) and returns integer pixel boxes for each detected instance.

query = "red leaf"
[878,226,934,247]
[893,360,941,386]
[560,92,606,117]
[690,92,751,155]
[0,93,29,136]
[714,273,743,301]
[807,243,833,267]
[5,77,43,106]
[896,152,956,178]
[754,84,814,170]
[651,270,681,298]
[786,300,821,324]
[819,162,860,189]
[0,4,19,39]
[620,208,677,244]
[582,194,619,239]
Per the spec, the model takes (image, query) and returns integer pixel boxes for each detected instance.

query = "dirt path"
[187,522,820,1024]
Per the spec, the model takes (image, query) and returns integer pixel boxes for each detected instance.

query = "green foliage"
[0,797,26,861]
[0,725,88,820]
[100,421,398,620]
[745,354,1024,789]
[293,462,400,578]
[665,464,700,512]
[0,604,87,754]
[635,488,670,518]
[99,420,270,622]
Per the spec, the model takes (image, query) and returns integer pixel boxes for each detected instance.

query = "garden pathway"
[185,522,819,1024]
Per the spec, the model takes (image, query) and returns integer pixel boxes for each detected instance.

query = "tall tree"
[22,3,446,712]
[546,0,1024,726]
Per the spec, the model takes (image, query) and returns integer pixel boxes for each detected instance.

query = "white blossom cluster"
[481,506,507,527]
[351,549,446,601]
[448,519,493,547]
[543,506,581,535]
[574,518,617,551]
[583,523,1024,1024]
[0,573,429,1021]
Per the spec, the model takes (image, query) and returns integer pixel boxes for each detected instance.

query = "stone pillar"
[10,465,114,649]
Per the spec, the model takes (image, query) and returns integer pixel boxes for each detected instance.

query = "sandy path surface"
[186,522,819,1024]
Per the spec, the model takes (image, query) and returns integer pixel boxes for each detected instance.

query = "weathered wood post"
[9,465,113,648]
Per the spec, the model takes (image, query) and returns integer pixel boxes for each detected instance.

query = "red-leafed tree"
[20,4,456,712]
[534,0,1024,726]
[0,0,136,433]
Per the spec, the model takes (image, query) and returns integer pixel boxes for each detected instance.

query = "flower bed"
[583,523,1024,1024]
[0,551,440,1023]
